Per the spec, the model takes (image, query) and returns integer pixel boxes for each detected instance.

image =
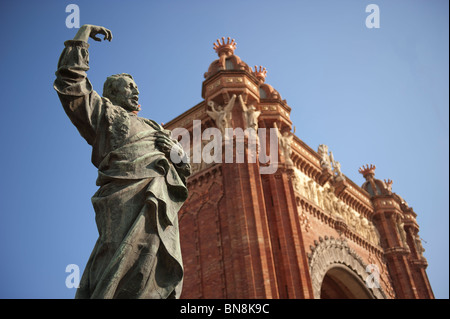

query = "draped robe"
[54,40,189,299]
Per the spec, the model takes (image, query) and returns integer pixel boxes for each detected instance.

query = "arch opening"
[320,265,374,299]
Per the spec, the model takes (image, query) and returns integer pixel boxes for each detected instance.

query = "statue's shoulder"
[101,97,130,121]
[139,117,164,132]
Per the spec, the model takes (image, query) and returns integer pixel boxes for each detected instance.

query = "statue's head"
[103,73,140,112]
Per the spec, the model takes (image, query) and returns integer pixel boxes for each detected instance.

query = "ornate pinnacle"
[253,65,267,83]
[384,179,393,191]
[213,37,237,56]
[358,164,376,179]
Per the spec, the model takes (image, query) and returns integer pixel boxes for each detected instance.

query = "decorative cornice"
[298,197,383,255]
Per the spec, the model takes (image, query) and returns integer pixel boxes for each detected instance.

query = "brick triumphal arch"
[164,37,434,299]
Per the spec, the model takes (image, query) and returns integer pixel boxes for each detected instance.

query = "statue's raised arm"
[53,24,114,148]
[238,94,247,112]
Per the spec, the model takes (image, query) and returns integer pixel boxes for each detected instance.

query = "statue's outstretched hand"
[88,25,112,42]
[73,24,112,43]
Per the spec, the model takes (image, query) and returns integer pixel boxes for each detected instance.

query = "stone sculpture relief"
[396,214,409,249]
[414,234,425,258]
[274,122,294,166]
[238,94,261,132]
[318,144,332,170]
[292,167,380,246]
[206,94,237,137]
[318,145,345,181]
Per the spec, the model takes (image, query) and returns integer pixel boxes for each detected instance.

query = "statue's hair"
[103,73,134,100]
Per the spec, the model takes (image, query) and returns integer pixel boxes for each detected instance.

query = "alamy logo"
[170,120,280,175]
[365,4,380,29]
[65,4,80,29]
[65,264,80,289]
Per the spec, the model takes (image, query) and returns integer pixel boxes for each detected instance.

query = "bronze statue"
[54,24,190,299]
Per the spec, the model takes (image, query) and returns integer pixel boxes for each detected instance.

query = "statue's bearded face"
[110,77,140,112]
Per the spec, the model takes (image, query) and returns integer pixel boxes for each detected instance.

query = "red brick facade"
[164,38,434,299]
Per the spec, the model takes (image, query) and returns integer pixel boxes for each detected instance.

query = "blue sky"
[0,0,448,299]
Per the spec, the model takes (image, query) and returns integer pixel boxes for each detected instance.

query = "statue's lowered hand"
[156,135,179,155]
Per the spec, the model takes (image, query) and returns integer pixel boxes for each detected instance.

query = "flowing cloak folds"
[53,40,190,298]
